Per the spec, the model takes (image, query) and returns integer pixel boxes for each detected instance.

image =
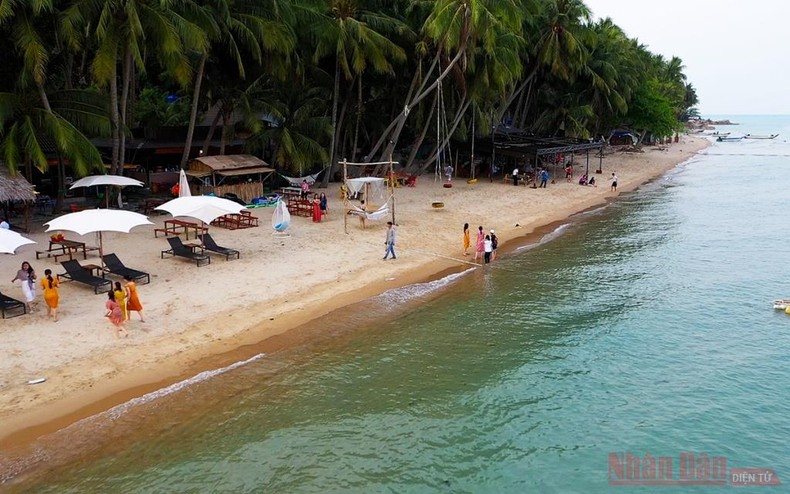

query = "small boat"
[744,134,779,139]
[704,131,730,137]
[772,299,790,310]
[716,136,743,142]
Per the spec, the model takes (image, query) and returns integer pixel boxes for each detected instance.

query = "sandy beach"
[0,136,708,445]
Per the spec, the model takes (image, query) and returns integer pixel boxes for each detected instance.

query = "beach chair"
[102,253,151,284]
[161,237,211,267]
[198,233,240,260]
[0,291,27,319]
[59,260,112,294]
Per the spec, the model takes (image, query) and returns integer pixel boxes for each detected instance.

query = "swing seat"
[443,183,453,188]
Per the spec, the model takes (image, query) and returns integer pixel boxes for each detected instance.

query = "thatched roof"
[188,154,274,179]
[0,168,36,203]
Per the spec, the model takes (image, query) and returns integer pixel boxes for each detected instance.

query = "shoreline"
[0,137,709,452]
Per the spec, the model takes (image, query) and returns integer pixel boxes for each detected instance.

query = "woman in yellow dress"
[114,282,128,321]
[124,276,145,322]
[41,269,59,322]
[463,223,471,256]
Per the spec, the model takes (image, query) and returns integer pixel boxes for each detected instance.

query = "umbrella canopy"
[155,196,245,224]
[69,175,144,189]
[45,209,152,266]
[0,229,36,254]
[178,169,191,197]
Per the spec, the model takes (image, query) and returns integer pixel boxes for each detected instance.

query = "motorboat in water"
[744,134,779,139]
[772,299,790,310]
[716,136,743,142]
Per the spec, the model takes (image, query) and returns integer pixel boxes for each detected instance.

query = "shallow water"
[4,116,790,492]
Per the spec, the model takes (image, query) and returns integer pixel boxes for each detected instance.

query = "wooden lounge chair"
[102,253,151,284]
[59,260,112,294]
[198,233,240,260]
[161,237,211,267]
[0,291,27,319]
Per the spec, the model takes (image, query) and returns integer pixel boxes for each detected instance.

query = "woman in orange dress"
[463,223,470,256]
[40,269,59,322]
[124,275,145,322]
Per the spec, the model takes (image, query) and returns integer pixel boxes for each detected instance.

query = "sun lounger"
[198,234,240,260]
[0,291,27,319]
[161,237,211,267]
[102,253,151,284]
[59,260,112,294]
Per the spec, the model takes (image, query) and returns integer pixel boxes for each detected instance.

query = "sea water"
[3,116,789,493]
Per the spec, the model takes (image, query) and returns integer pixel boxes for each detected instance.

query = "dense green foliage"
[0,0,698,178]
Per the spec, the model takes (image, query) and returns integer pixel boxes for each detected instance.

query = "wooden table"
[154,219,208,240]
[183,242,205,254]
[210,211,259,230]
[81,263,104,277]
[36,239,97,261]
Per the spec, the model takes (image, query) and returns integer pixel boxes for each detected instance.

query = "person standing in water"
[474,226,485,262]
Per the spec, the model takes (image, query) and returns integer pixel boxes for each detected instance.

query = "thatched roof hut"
[187,154,275,203]
[0,168,36,203]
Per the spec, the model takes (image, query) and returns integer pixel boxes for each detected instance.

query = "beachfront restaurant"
[186,155,275,203]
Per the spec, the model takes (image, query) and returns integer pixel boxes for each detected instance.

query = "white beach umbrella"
[69,175,144,189]
[154,196,245,225]
[0,229,36,254]
[45,209,153,266]
[178,169,192,197]
[70,175,144,208]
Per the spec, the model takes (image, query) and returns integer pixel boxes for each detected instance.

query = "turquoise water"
[4,117,790,492]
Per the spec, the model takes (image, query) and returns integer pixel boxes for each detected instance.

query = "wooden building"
[187,155,275,203]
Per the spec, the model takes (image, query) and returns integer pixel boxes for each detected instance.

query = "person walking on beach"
[11,261,37,313]
[41,269,59,322]
[444,164,453,182]
[610,172,618,191]
[383,221,397,260]
[463,223,471,256]
[105,291,127,338]
[539,168,549,188]
[319,192,328,219]
[124,275,145,322]
[565,164,573,182]
[474,225,485,262]
[490,230,498,261]
[483,234,493,264]
[114,281,128,321]
[512,166,520,186]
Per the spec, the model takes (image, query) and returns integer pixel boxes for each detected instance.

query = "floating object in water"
[744,134,779,139]
[431,201,445,209]
[786,307,790,315]
[27,378,46,385]
[772,299,790,310]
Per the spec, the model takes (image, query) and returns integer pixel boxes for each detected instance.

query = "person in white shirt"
[512,167,519,186]
[483,235,493,264]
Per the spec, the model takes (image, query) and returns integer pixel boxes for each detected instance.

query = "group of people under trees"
[10,261,144,337]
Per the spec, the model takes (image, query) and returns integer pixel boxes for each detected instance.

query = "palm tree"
[310,0,408,185]
[179,0,296,168]
[62,0,207,174]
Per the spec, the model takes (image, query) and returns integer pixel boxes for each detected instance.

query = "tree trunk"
[352,75,362,162]
[201,109,222,156]
[405,88,439,169]
[220,105,233,155]
[181,52,208,169]
[321,58,342,187]
[519,78,535,129]
[495,65,538,125]
[64,53,74,90]
[418,98,470,174]
[379,46,467,164]
[118,47,133,175]
[109,62,121,176]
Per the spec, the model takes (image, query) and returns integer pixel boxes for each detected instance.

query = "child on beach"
[610,172,618,191]
[41,269,59,321]
[490,230,498,261]
[105,291,127,338]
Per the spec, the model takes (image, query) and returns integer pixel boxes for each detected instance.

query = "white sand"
[0,136,708,441]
